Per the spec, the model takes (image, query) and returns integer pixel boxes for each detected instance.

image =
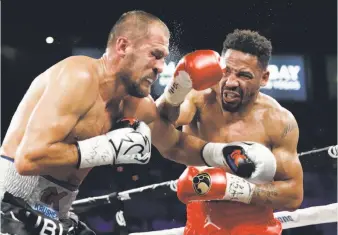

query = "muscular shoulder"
[45,56,98,84]
[46,56,100,107]
[123,95,158,124]
[259,93,299,147]
[188,88,217,109]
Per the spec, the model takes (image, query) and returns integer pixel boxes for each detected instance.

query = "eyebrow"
[226,66,254,76]
[153,49,169,59]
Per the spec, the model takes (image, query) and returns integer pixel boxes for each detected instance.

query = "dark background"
[2,1,337,235]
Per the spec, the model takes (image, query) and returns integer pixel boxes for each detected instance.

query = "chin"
[127,84,149,98]
[129,92,148,98]
[222,102,241,112]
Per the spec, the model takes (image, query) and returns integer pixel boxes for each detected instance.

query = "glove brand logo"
[109,131,151,164]
[168,82,179,94]
[192,173,211,195]
[230,150,246,167]
[130,152,151,164]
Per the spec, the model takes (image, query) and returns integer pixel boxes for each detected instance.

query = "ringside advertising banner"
[325,55,337,99]
[73,48,308,101]
[261,55,307,101]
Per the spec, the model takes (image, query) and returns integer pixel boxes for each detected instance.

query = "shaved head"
[107,10,170,47]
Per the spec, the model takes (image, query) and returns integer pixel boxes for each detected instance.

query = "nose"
[154,59,165,74]
[224,74,239,88]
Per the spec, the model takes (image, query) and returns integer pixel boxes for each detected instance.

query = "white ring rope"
[71,144,337,231]
[118,180,178,201]
[128,203,338,235]
[328,145,338,158]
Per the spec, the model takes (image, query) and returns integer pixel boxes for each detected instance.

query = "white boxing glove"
[76,118,151,168]
[201,141,277,183]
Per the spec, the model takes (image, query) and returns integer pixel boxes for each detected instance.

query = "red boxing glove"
[176,50,223,90]
[164,50,224,106]
[177,167,256,205]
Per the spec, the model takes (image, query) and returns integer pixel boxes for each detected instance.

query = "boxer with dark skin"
[157,29,304,235]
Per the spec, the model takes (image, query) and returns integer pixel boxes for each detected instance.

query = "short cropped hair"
[107,10,169,47]
[222,29,272,69]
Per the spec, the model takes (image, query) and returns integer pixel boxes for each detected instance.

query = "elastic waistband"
[0,155,78,192]
[1,155,14,162]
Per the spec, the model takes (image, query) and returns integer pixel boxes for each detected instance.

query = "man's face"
[219,49,269,112]
[118,24,169,98]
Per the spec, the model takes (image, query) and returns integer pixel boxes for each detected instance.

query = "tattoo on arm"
[253,184,278,205]
[281,122,297,139]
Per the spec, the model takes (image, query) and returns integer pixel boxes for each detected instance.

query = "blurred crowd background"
[2,1,337,235]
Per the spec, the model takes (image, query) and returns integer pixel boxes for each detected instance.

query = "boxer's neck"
[217,92,259,121]
[98,54,129,103]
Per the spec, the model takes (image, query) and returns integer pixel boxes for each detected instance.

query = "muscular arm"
[156,91,197,127]
[250,112,303,211]
[176,112,303,210]
[15,60,98,175]
[127,95,216,166]
[150,116,209,166]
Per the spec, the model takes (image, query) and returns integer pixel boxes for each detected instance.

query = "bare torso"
[184,89,286,228]
[185,89,273,145]
[1,56,152,187]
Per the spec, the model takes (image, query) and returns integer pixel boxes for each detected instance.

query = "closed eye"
[237,71,253,79]
[151,50,164,60]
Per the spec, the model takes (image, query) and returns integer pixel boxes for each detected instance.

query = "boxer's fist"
[164,50,224,106]
[201,142,277,184]
[108,118,151,165]
[175,50,223,90]
[177,166,255,204]
[77,117,151,168]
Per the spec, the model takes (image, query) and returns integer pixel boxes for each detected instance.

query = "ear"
[115,37,130,57]
[260,70,270,87]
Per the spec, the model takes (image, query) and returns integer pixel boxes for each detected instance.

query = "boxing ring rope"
[71,144,338,233]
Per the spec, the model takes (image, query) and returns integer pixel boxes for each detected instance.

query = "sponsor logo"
[276,215,295,223]
[32,203,58,219]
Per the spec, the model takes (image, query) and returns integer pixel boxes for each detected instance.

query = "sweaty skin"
[156,49,303,234]
[0,24,210,188]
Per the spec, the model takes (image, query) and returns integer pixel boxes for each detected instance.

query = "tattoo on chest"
[281,122,297,139]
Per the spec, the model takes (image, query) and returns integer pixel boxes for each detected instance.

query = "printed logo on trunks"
[32,203,58,219]
[192,173,211,195]
[40,187,68,211]
[30,186,68,219]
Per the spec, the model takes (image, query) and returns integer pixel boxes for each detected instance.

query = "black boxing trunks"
[0,155,95,235]
[1,192,95,235]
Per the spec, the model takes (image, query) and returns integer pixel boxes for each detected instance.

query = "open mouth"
[223,91,241,103]
[146,78,154,84]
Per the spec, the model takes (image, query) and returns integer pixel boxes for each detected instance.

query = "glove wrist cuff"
[77,135,115,169]
[163,71,192,106]
[223,173,256,204]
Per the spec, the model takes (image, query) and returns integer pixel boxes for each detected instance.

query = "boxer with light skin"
[0,12,276,235]
[157,29,304,235]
